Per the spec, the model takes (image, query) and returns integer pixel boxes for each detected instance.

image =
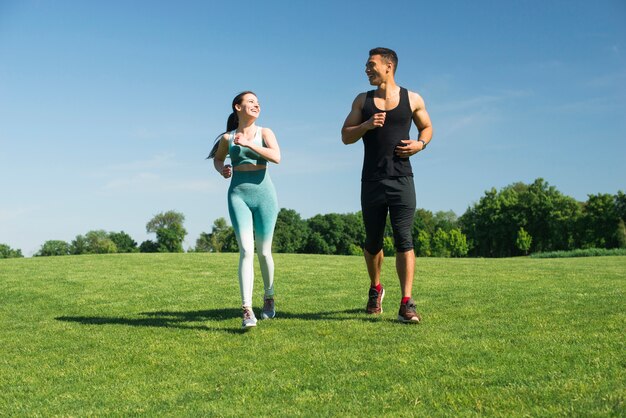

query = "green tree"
[616,220,626,249]
[431,228,450,257]
[413,209,435,236]
[70,235,88,255]
[273,208,308,253]
[0,243,23,259]
[71,231,117,254]
[515,227,532,255]
[580,193,623,249]
[460,178,580,257]
[520,178,580,252]
[194,232,212,253]
[304,231,332,254]
[305,213,364,255]
[382,236,396,256]
[415,230,431,257]
[448,228,469,257]
[615,191,626,222]
[139,240,159,253]
[197,218,237,253]
[146,210,187,253]
[433,210,458,232]
[348,243,364,256]
[36,240,70,257]
[109,231,138,253]
[85,230,118,254]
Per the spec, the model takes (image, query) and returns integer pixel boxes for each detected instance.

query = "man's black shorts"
[361,176,416,254]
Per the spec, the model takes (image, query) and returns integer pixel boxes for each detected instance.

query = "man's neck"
[375,79,399,98]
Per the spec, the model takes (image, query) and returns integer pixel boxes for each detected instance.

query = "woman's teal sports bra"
[228,126,268,167]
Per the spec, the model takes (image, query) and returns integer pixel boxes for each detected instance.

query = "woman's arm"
[234,128,281,164]
[213,134,232,178]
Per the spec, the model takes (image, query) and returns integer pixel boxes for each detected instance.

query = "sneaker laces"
[368,289,379,305]
[242,308,252,320]
[405,300,417,312]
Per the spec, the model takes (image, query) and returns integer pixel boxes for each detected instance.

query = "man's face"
[365,55,391,86]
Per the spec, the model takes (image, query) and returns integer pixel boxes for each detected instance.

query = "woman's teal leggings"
[228,169,278,307]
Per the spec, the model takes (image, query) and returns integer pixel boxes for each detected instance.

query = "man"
[341,47,433,323]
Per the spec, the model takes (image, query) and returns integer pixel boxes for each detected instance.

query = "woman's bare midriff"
[234,164,267,171]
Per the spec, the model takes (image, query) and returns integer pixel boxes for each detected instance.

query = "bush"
[139,240,160,253]
[0,243,23,259]
[530,248,626,258]
[516,227,532,255]
[431,229,450,257]
[36,240,70,257]
[109,231,138,253]
[348,244,364,256]
[382,236,396,256]
[448,228,469,257]
[415,230,431,257]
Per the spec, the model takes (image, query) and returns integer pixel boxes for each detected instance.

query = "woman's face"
[235,94,260,119]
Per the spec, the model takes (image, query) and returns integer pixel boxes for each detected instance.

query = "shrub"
[0,243,23,259]
[36,240,70,257]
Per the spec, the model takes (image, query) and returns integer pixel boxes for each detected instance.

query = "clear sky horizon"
[1,0,625,256]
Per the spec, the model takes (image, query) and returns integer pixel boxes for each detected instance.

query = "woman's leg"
[228,190,255,307]
[253,177,278,298]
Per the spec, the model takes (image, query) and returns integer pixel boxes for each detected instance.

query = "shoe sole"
[261,312,275,319]
[397,315,420,324]
[242,322,257,329]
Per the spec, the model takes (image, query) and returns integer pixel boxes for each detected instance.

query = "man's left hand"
[394,139,421,158]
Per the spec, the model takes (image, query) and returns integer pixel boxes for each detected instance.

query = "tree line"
[1,178,624,259]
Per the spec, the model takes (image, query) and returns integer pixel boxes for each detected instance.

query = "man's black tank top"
[360,87,413,181]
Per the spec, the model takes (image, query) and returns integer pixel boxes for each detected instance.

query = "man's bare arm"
[341,93,385,144]
[411,91,433,146]
[394,91,433,157]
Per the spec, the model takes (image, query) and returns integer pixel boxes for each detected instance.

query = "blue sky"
[1,0,625,256]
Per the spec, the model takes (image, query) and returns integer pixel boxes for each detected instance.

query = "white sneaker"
[242,306,257,329]
[261,297,275,319]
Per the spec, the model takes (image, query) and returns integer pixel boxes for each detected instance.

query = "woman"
[208,91,280,329]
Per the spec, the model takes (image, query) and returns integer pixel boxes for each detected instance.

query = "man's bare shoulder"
[407,90,426,111]
[352,91,368,107]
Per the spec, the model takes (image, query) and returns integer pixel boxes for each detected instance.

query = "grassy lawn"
[1,253,624,416]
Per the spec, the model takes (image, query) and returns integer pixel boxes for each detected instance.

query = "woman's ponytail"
[206,112,238,159]
[226,112,238,132]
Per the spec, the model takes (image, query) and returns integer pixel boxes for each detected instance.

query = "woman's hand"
[233,133,252,148]
[221,164,232,179]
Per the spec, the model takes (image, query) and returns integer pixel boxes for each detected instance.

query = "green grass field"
[1,254,624,416]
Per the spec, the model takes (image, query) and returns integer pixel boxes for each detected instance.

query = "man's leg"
[364,248,384,287]
[361,180,387,314]
[396,249,415,298]
[387,177,421,323]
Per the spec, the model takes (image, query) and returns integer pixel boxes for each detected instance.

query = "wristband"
[417,139,427,149]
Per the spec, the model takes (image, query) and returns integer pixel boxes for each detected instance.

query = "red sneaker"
[366,286,385,314]
[398,298,421,323]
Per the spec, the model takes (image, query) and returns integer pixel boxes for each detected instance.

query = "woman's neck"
[237,119,257,134]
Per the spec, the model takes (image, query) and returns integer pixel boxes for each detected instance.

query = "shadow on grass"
[56,307,383,334]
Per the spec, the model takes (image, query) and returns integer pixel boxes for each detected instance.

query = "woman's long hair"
[206,91,256,159]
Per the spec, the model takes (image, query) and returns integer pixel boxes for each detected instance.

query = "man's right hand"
[366,112,386,130]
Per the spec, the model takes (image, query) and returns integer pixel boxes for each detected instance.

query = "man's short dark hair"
[369,47,398,73]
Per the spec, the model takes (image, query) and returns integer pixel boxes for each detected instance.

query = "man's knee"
[364,241,383,255]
